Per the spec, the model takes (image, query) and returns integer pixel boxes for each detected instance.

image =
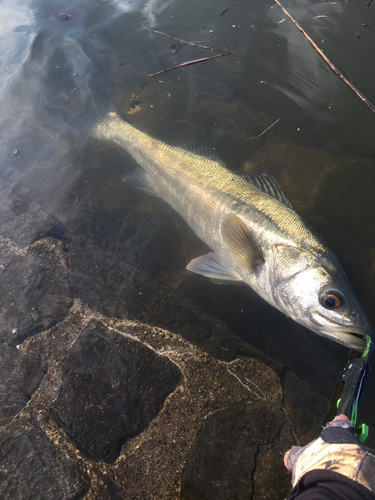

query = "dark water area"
[1,0,375,487]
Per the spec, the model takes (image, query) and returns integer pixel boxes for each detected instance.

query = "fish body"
[89,92,372,350]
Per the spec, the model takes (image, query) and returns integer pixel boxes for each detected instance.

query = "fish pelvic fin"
[187,252,243,283]
[220,213,264,272]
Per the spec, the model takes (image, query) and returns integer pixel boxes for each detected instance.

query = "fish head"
[272,245,373,350]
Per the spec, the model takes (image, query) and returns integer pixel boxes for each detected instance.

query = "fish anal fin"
[220,213,264,272]
[187,252,242,283]
[122,167,160,197]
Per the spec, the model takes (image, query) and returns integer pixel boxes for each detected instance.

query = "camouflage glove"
[284,415,375,494]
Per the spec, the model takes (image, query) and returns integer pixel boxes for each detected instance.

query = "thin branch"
[132,52,233,105]
[314,13,340,19]
[146,53,233,79]
[132,13,241,106]
[245,118,280,141]
[141,11,226,53]
[274,0,375,113]
[224,26,248,52]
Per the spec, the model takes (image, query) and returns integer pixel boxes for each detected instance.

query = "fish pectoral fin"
[220,213,264,272]
[187,252,243,283]
[122,167,160,197]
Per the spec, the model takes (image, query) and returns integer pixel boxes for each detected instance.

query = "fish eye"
[320,291,343,309]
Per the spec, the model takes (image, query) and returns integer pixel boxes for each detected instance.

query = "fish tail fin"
[67,83,126,142]
[86,84,124,139]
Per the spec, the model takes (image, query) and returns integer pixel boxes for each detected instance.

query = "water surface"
[1,0,375,439]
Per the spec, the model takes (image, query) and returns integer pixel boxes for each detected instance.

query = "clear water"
[1,0,375,439]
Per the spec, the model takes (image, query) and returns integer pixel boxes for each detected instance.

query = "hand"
[284,414,350,469]
[283,414,375,493]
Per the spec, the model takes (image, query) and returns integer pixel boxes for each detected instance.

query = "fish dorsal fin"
[243,171,293,209]
[122,167,160,197]
[187,252,243,283]
[182,140,225,166]
[220,213,264,272]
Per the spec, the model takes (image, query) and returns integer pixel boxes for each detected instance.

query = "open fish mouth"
[308,310,369,350]
[319,326,368,351]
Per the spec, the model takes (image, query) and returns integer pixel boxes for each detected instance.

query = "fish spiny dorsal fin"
[242,171,293,209]
[182,140,225,166]
[220,213,264,272]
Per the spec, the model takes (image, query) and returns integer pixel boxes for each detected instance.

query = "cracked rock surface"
[52,320,182,463]
[0,238,72,344]
[0,192,330,499]
[181,401,293,500]
[0,414,90,500]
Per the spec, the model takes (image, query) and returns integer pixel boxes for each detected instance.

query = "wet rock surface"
[0,237,72,344]
[282,371,328,445]
[52,320,181,463]
[67,235,279,367]
[0,179,65,248]
[181,402,293,500]
[0,344,47,427]
[0,193,332,499]
[0,415,90,500]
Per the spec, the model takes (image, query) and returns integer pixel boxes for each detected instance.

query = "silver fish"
[88,91,372,350]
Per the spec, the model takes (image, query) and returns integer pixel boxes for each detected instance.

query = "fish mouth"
[318,326,367,351]
[308,310,369,351]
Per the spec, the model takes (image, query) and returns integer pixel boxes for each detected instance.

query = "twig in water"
[132,12,243,106]
[141,11,227,53]
[245,118,280,141]
[224,26,248,52]
[314,13,340,18]
[146,53,233,79]
[274,0,375,113]
[132,53,233,106]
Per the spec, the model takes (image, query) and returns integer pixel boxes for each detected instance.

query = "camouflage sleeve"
[286,417,375,494]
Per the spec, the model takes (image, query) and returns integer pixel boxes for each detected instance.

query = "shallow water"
[1,0,375,450]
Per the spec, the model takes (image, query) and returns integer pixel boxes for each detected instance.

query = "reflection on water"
[1,0,375,447]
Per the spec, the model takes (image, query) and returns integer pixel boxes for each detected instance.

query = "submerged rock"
[0,238,72,344]
[0,179,65,248]
[283,371,328,444]
[0,209,328,499]
[52,320,181,463]
[181,401,293,500]
[0,416,90,500]
[67,235,281,370]
[0,344,47,427]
